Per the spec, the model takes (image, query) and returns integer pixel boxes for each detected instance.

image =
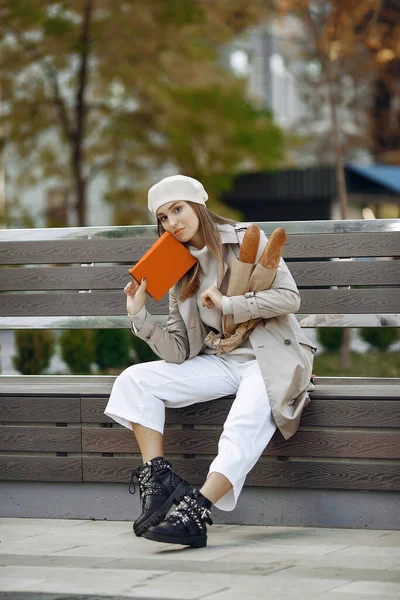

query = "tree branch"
[7,25,73,142]
[87,157,143,182]
[74,0,93,148]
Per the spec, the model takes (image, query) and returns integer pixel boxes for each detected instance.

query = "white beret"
[148,175,208,215]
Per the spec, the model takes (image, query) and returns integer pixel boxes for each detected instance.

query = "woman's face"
[156,201,204,248]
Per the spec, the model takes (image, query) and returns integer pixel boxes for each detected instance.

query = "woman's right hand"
[125,278,147,316]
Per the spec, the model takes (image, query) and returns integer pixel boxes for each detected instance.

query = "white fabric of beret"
[148,175,208,215]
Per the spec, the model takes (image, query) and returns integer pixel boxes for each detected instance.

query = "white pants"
[104,354,277,511]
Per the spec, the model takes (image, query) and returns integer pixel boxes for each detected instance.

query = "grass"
[313,350,400,377]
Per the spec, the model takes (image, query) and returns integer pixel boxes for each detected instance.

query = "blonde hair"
[157,203,236,301]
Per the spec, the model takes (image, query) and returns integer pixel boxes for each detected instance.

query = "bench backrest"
[1,219,399,329]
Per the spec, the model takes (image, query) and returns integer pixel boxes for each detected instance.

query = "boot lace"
[128,459,170,511]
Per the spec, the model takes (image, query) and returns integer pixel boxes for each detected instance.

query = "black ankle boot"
[143,489,213,548]
[129,456,191,537]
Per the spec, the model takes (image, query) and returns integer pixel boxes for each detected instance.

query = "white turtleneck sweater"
[130,244,255,363]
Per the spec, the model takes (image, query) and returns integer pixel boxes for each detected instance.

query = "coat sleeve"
[130,286,190,364]
[228,229,301,325]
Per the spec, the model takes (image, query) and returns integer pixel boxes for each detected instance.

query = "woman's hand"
[125,278,147,316]
[201,285,223,311]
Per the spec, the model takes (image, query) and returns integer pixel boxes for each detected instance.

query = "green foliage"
[0,0,279,225]
[359,328,398,351]
[94,329,133,371]
[59,330,95,374]
[314,350,400,377]
[316,327,344,351]
[13,330,56,375]
[131,335,160,364]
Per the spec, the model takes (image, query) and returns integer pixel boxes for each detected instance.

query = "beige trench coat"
[131,223,317,440]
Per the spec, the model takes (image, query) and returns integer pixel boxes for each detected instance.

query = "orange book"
[129,231,197,301]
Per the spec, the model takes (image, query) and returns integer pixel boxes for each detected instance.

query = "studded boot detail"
[129,456,191,537]
[143,489,213,548]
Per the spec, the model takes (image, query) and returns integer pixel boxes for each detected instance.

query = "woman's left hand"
[201,285,223,311]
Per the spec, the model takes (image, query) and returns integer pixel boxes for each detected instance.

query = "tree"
[59,329,95,374]
[366,0,400,166]
[13,330,56,374]
[94,328,132,372]
[277,1,386,218]
[0,0,282,226]
[276,0,384,370]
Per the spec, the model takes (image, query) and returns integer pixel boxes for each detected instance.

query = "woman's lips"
[174,228,184,235]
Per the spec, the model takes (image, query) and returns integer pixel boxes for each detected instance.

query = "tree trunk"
[327,69,351,370]
[72,0,93,227]
[328,83,348,220]
[73,160,87,227]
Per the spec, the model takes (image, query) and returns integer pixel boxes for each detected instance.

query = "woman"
[105,174,316,548]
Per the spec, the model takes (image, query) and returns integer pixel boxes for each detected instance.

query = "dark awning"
[346,164,400,195]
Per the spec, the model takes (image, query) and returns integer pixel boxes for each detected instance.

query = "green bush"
[314,350,400,377]
[359,327,398,351]
[13,330,56,375]
[94,329,133,371]
[59,330,95,374]
[131,335,160,363]
[316,327,344,351]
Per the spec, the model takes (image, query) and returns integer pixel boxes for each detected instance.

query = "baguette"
[239,224,260,263]
[258,227,286,269]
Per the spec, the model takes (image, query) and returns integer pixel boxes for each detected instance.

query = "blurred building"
[224,21,305,129]
[223,164,400,221]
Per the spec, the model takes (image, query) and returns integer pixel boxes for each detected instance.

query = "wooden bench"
[1,219,400,528]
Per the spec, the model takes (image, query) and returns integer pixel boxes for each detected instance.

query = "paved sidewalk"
[0,519,399,599]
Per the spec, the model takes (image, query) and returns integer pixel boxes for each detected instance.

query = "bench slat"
[2,287,400,316]
[0,457,82,481]
[0,397,81,423]
[311,384,400,399]
[82,457,400,491]
[81,397,400,428]
[0,426,82,452]
[81,428,400,459]
[1,260,399,291]
[1,232,399,264]
[1,377,399,396]
[0,239,154,265]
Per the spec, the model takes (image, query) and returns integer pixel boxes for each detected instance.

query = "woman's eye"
[175,206,182,213]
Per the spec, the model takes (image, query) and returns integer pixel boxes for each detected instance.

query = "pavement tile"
[219,551,400,570]
[325,596,393,600]
[327,580,400,596]
[328,545,400,558]
[277,565,400,583]
[99,556,288,576]
[0,539,87,556]
[0,555,118,569]
[0,578,48,592]
[123,571,232,599]
[239,543,350,555]
[54,540,238,562]
[151,572,351,599]
[258,573,351,593]
[0,518,89,528]
[375,532,400,546]
[203,591,320,600]
[0,566,167,597]
[0,519,399,600]
[0,530,41,543]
